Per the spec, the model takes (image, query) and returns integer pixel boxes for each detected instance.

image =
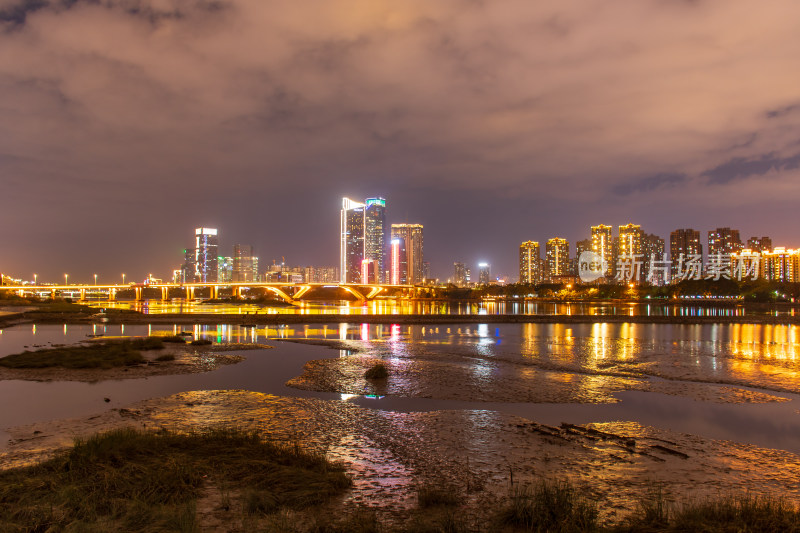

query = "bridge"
[0,282,417,304]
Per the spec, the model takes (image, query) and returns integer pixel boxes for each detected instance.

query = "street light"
[64,274,68,285]
[122,273,126,285]
[94,274,98,286]
[33,273,37,285]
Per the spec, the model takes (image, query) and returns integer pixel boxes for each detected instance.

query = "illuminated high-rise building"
[670,228,702,281]
[194,228,218,282]
[478,263,491,284]
[454,262,468,286]
[180,248,194,284]
[618,224,644,256]
[747,236,773,252]
[545,238,569,281]
[762,248,799,282]
[233,244,255,283]
[591,225,613,277]
[218,256,233,283]
[364,198,387,283]
[519,241,541,284]
[340,197,387,283]
[391,223,424,284]
[643,233,666,285]
[708,227,743,256]
[340,198,365,283]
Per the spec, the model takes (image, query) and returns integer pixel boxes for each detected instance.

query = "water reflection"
[85,299,796,317]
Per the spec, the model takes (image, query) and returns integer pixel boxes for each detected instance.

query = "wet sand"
[285,339,794,405]
[2,389,799,526]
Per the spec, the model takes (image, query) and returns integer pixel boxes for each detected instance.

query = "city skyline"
[3,1,800,281]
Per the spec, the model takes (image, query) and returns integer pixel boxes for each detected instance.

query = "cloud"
[612,173,687,196]
[703,152,800,184]
[2,0,800,278]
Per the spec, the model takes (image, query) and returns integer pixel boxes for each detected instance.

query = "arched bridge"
[1,282,417,304]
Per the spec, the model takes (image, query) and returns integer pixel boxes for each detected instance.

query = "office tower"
[217,256,233,283]
[643,233,666,285]
[180,248,194,284]
[364,198,387,283]
[545,238,569,281]
[747,236,773,252]
[454,262,468,286]
[233,244,255,282]
[390,238,402,285]
[423,262,431,282]
[340,197,387,283]
[194,228,218,282]
[391,223,424,284]
[478,263,491,284]
[252,257,260,282]
[519,241,541,284]
[670,228,703,281]
[361,259,380,284]
[340,198,365,283]
[591,225,613,277]
[708,227,743,256]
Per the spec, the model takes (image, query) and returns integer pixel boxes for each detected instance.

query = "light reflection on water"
[2,322,800,453]
[83,299,799,316]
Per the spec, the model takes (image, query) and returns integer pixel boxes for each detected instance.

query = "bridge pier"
[210,286,218,299]
[79,289,86,301]
[185,287,195,301]
[135,287,144,301]
[108,288,116,302]
[50,289,57,300]
[233,287,241,298]
[161,287,169,301]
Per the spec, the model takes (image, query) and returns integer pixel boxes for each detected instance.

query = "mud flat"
[0,342,265,382]
[2,389,799,528]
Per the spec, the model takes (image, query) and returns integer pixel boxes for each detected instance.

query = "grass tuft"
[417,484,462,508]
[364,362,389,380]
[498,479,598,532]
[0,340,152,369]
[0,427,351,532]
[155,353,176,362]
[190,339,213,346]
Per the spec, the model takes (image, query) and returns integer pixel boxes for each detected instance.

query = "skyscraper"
[519,241,541,284]
[545,238,569,281]
[670,228,702,281]
[454,262,468,286]
[643,233,666,285]
[364,198,387,283]
[478,263,491,284]
[340,198,365,283]
[708,227,743,256]
[391,223,424,284]
[591,225,613,278]
[747,236,773,252]
[194,228,218,282]
[340,197,387,284]
[233,244,255,282]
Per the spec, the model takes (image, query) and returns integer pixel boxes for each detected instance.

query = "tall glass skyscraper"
[391,223,424,284]
[194,228,218,282]
[340,198,365,283]
[340,197,387,283]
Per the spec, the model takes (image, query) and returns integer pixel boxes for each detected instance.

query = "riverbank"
[3,389,800,530]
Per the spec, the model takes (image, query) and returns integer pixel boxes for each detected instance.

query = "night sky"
[2,0,799,283]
